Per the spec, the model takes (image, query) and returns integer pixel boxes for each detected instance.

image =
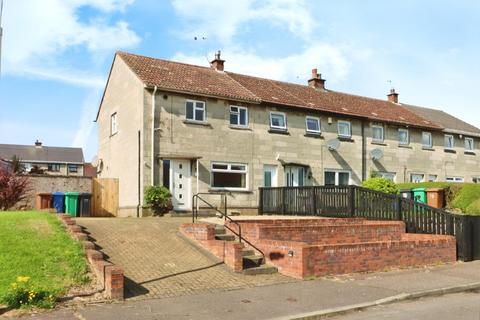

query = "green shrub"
[144,186,172,215]
[362,177,399,194]
[1,276,56,309]
[465,199,480,215]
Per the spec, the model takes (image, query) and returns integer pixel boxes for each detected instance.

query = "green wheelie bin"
[412,188,427,204]
[65,192,80,217]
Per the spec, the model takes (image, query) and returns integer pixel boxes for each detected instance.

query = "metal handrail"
[192,193,265,262]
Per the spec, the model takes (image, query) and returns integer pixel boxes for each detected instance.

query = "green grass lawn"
[0,211,88,307]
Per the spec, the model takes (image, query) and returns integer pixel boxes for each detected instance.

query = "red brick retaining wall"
[56,214,124,299]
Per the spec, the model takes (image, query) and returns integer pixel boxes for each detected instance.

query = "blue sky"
[1,0,479,161]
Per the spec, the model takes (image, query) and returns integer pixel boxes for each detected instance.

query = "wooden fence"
[259,185,480,261]
[92,178,119,217]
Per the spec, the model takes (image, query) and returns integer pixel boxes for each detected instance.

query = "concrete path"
[75,217,294,300]
[14,261,480,320]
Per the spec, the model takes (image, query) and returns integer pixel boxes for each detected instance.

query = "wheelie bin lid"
[52,192,65,196]
[399,189,412,192]
[412,188,426,192]
[65,192,80,196]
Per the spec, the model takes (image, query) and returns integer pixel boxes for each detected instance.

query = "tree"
[0,167,31,210]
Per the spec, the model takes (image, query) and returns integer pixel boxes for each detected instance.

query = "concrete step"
[243,255,264,269]
[215,234,236,241]
[241,249,255,257]
[242,264,278,275]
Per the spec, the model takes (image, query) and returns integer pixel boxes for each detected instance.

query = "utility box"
[35,193,52,210]
[426,188,445,209]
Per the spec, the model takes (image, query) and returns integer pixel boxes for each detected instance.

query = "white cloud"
[173,44,350,84]
[171,0,316,44]
[2,0,139,83]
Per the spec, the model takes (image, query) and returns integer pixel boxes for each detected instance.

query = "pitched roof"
[403,104,480,137]
[116,51,443,129]
[0,144,85,163]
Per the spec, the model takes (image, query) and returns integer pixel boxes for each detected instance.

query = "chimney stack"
[34,140,42,148]
[210,50,225,71]
[308,68,326,90]
[387,88,399,103]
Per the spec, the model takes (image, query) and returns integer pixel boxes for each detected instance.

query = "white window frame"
[68,165,78,173]
[305,116,321,134]
[269,112,287,130]
[210,162,248,191]
[185,99,206,122]
[465,137,475,152]
[422,132,433,148]
[428,174,438,182]
[375,171,396,182]
[230,106,248,127]
[446,176,464,182]
[410,173,425,183]
[398,128,409,145]
[324,169,351,186]
[337,120,352,138]
[372,124,384,143]
[444,134,454,150]
[110,112,118,135]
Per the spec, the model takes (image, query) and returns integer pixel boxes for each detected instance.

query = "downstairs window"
[211,162,248,190]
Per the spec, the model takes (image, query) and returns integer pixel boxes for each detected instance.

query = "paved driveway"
[76,217,294,300]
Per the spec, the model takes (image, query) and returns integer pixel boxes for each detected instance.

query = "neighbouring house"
[95,51,480,217]
[0,140,85,176]
[83,163,98,178]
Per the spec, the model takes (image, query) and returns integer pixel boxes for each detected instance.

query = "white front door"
[263,165,278,187]
[284,166,305,187]
[170,159,191,211]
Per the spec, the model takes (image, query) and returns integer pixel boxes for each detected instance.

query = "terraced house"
[96,51,480,217]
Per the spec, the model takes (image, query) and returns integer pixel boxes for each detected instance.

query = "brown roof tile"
[116,51,443,130]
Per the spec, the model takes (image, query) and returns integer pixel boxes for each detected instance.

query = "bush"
[144,186,172,215]
[1,276,56,309]
[465,199,480,215]
[362,177,398,194]
[0,168,30,210]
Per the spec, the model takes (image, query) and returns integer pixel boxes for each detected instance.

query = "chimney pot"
[210,50,225,71]
[387,88,399,103]
[308,68,326,90]
[34,140,42,147]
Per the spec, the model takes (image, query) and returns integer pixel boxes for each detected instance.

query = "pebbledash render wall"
[97,59,480,217]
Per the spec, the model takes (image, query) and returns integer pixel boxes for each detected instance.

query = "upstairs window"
[211,162,247,190]
[68,165,78,173]
[305,117,321,133]
[186,100,205,122]
[230,106,248,127]
[398,128,409,145]
[337,121,351,138]
[110,112,118,135]
[422,132,433,148]
[269,112,287,130]
[444,134,454,150]
[465,137,475,151]
[372,124,384,143]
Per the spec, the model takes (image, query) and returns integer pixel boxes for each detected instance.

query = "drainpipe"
[151,86,158,186]
[137,130,141,218]
[361,120,366,181]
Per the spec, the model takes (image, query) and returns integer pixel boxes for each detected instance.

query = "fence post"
[312,187,317,215]
[258,188,263,215]
[456,215,473,262]
[281,188,286,215]
[396,196,402,221]
[349,186,355,217]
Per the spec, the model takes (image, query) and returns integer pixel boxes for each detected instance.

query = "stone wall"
[18,175,92,209]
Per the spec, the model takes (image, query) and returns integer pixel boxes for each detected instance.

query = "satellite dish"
[327,139,341,151]
[370,148,384,161]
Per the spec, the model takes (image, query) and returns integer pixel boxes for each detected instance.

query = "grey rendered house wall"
[97,56,146,217]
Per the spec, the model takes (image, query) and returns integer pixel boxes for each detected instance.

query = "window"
[422,132,433,148]
[263,165,278,187]
[211,162,247,190]
[372,124,384,143]
[337,121,351,138]
[428,174,438,182]
[305,117,321,133]
[444,134,454,150]
[375,171,396,182]
[446,176,464,182]
[186,100,205,122]
[465,137,474,151]
[285,166,305,187]
[398,128,409,145]
[473,177,480,183]
[269,112,287,130]
[162,160,170,189]
[68,165,78,173]
[230,106,248,127]
[410,174,424,183]
[47,164,60,172]
[324,170,350,186]
[110,112,118,135]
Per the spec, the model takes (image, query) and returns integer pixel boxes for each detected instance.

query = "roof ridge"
[117,51,215,72]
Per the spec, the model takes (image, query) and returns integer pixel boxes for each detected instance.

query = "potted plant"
[144,186,173,216]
